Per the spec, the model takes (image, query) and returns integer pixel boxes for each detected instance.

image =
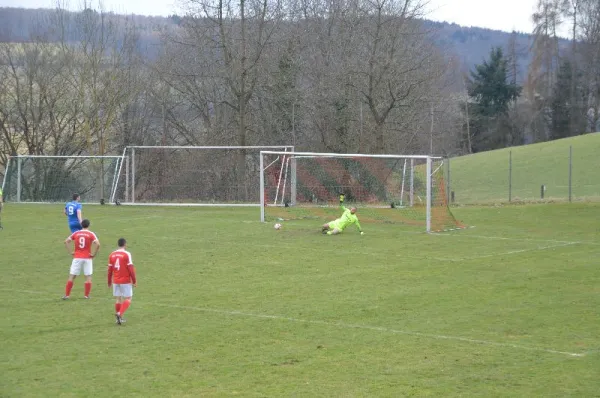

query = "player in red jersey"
[62,219,100,299]
[107,238,137,325]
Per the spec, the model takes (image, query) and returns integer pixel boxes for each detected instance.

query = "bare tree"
[0,42,90,156]
[0,4,146,199]
[354,0,443,153]
[525,0,566,141]
[55,8,142,150]
[154,33,224,145]
[577,0,600,131]
[0,41,93,199]
[168,0,286,145]
[529,0,564,99]
[294,0,450,154]
[292,0,364,152]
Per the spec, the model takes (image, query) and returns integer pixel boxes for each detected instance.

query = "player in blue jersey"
[65,193,83,233]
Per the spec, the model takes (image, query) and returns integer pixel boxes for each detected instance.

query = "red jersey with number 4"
[108,249,136,284]
[70,230,99,259]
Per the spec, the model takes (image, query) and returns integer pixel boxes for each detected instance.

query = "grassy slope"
[448,132,600,204]
[1,203,599,397]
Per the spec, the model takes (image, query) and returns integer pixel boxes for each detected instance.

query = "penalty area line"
[256,241,581,262]
[4,288,585,358]
[431,233,599,246]
[143,302,586,358]
[440,241,580,262]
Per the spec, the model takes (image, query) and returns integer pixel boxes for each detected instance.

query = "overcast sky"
[0,0,540,34]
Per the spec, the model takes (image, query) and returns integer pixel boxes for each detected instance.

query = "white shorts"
[69,259,93,276]
[113,284,133,298]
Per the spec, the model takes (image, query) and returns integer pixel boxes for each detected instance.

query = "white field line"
[438,241,581,262]
[126,234,583,263]
[431,233,600,246]
[5,227,581,265]
[13,226,588,264]
[315,241,580,262]
[1,288,585,358]
[147,303,586,358]
[191,237,584,262]
[240,240,590,262]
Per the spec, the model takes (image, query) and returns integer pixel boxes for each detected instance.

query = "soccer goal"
[2,155,123,203]
[110,145,294,205]
[259,151,463,232]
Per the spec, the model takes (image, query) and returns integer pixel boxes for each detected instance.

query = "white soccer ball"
[274,223,282,230]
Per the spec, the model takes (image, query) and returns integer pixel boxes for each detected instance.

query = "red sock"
[65,280,74,297]
[120,299,131,316]
[115,303,122,314]
[84,282,92,297]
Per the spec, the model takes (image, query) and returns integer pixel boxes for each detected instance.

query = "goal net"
[111,146,294,205]
[260,151,463,232]
[2,156,123,203]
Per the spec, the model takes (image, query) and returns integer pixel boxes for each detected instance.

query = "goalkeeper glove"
[339,193,345,203]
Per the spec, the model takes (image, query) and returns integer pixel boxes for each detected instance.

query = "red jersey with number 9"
[108,249,135,284]
[70,230,99,259]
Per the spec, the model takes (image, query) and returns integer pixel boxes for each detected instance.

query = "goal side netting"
[110,146,294,205]
[259,151,464,232]
[2,156,123,203]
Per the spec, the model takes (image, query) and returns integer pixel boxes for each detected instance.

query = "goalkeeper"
[321,194,364,235]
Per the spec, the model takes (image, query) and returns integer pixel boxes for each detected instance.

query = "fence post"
[125,155,130,203]
[569,145,572,202]
[131,147,136,204]
[508,150,512,202]
[17,156,21,203]
[447,157,451,204]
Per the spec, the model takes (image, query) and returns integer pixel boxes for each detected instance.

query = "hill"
[0,7,570,82]
[424,20,544,84]
[447,133,600,204]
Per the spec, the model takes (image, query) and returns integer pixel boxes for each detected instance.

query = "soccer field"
[1,203,599,396]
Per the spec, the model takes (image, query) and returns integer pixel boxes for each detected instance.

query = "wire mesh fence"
[446,139,600,205]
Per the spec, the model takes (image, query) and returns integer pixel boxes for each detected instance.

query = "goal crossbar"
[129,146,294,150]
[260,151,441,160]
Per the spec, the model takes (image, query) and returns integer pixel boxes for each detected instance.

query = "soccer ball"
[274,223,282,230]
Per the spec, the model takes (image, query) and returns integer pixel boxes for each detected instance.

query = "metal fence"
[446,142,600,205]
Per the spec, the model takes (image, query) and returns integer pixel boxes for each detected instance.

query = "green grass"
[448,132,600,204]
[1,203,599,397]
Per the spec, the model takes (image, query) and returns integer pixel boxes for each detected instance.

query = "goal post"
[111,145,294,205]
[2,155,124,203]
[259,151,463,232]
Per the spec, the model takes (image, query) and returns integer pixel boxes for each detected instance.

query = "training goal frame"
[2,155,124,203]
[109,145,294,205]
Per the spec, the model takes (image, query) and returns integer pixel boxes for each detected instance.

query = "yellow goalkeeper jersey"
[335,206,362,231]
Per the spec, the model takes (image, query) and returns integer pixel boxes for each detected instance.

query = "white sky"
[1,0,540,34]
[425,0,538,34]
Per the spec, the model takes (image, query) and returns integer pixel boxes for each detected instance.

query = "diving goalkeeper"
[321,194,364,235]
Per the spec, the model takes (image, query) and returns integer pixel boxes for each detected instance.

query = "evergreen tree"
[466,47,522,152]
[551,60,573,139]
[551,59,588,139]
